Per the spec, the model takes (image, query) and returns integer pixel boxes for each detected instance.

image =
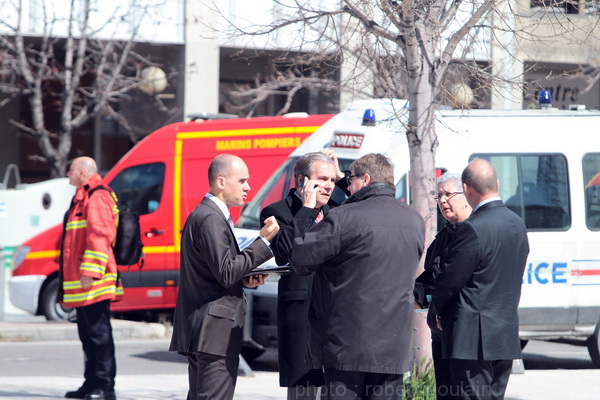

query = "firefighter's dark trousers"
[76,300,116,391]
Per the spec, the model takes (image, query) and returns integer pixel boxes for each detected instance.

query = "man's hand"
[436,315,443,331]
[260,216,280,241]
[301,178,320,209]
[321,148,345,181]
[243,274,269,288]
[80,276,93,290]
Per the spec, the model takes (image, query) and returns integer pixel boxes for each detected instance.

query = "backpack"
[89,186,144,267]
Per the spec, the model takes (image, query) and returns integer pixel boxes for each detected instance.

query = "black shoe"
[65,386,92,399]
[85,389,116,400]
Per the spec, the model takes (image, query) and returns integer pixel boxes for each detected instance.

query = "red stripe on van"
[571,269,600,276]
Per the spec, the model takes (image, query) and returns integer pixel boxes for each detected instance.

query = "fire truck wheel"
[40,278,73,321]
[588,320,600,368]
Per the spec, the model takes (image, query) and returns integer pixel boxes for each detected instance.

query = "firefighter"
[61,156,123,400]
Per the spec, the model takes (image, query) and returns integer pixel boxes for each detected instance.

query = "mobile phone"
[302,176,308,187]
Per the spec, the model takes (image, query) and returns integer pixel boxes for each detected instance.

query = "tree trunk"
[403,17,439,363]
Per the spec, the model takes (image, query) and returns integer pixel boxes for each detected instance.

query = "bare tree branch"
[0,0,178,177]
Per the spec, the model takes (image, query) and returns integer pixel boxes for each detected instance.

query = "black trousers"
[447,359,512,400]
[432,340,453,400]
[323,369,403,400]
[186,353,239,400]
[76,300,116,391]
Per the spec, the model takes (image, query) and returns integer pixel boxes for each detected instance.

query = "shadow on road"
[521,340,598,370]
[523,353,596,370]
[130,348,279,371]
[133,351,187,364]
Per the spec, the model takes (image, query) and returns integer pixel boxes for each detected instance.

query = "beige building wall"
[490,0,600,109]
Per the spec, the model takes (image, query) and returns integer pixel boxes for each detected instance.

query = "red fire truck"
[9,113,332,323]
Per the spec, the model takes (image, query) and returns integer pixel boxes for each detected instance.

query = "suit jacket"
[431,200,529,361]
[260,189,336,387]
[169,197,273,358]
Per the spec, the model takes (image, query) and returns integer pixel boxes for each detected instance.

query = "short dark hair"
[208,154,234,184]
[293,152,335,187]
[462,159,498,194]
[350,153,394,186]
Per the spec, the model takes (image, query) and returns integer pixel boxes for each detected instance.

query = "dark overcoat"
[291,184,425,374]
[260,189,336,387]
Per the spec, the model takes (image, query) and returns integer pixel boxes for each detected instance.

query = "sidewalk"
[1,313,599,400]
[0,369,599,400]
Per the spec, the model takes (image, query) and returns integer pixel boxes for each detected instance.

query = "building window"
[530,0,600,14]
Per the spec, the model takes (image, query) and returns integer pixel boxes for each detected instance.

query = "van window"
[471,154,570,231]
[583,153,600,230]
[108,162,165,216]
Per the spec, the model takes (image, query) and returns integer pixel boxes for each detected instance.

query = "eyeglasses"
[348,174,362,184]
[433,191,463,201]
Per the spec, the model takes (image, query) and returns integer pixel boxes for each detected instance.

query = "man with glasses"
[290,153,425,400]
[432,159,529,400]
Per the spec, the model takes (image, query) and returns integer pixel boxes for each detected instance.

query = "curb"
[0,319,170,341]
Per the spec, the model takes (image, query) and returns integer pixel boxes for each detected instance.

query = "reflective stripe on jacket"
[59,174,124,308]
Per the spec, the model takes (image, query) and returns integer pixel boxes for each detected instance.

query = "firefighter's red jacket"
[60,174,124,308]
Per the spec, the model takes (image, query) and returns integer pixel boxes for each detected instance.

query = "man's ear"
[363,173,371,185]
[216,176,226,190]
[463,182,470,196]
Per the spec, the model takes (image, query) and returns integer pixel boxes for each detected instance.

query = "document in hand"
[245,266,291,277]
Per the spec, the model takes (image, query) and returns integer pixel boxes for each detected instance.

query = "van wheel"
[40,278,74,321]
[587,320,600,368]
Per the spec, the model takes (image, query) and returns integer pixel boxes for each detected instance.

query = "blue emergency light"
[538,90,552,108]
[362,109,376,126]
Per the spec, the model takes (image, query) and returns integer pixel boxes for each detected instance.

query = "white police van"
[236,98,600,365]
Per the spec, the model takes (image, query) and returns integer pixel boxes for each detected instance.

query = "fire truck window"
[108,162,165,216]
[237,158,296,229]
[471,154,570,231]
[583,153,600,230]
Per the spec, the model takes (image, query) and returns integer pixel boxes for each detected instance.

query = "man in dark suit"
[260,150,347,400]
[432,159,529,400]
[169,154,280,400]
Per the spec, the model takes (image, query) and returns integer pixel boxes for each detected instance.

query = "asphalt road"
[0,338,598,399]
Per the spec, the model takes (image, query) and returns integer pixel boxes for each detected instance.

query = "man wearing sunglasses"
[291,153,425,400]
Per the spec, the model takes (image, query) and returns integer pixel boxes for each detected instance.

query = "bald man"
[169,154,280,400]
[62,157,123,400]
[432,159,529,400]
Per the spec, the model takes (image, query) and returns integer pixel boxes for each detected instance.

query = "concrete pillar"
[184,0,220,118]
[490,0,524,110]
